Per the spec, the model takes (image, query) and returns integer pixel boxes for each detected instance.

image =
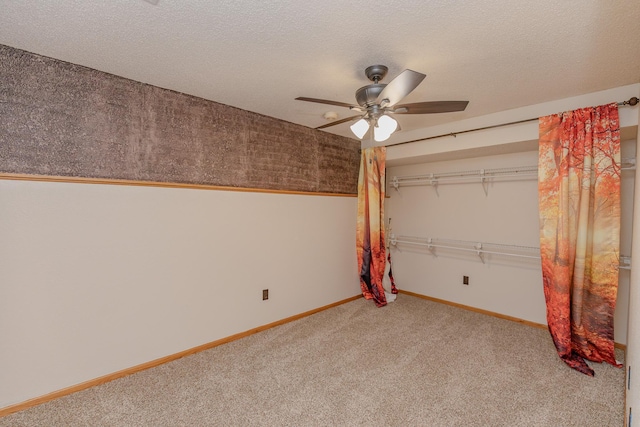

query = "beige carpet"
[0,294,625,426]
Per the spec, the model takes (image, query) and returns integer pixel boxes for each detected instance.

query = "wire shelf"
[390,159,636,192]
[390,234,631,269]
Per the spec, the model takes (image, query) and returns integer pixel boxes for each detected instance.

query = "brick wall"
[0,45,360,194]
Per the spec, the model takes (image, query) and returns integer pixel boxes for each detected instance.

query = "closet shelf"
[390,165,537,190]
[389,234,539,264]
[390,158,636,193]
[390,234,632,269]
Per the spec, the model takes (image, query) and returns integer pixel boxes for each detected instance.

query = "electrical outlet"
[262,289,269,300]
[463,276,469,285]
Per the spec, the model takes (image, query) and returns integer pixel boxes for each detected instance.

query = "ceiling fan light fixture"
[378,114,398,133]
[374,127,391,142]
[350,118,370,139]
[373,115,398,142]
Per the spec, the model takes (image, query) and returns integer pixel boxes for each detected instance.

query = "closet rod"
[391,235,632,269]
[390,236,540,260]
[392,159,636,189]
[388,97,640,148]
[392,239,540,260]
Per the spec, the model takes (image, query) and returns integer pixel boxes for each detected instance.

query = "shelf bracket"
[430,174,439,196]
[427,238,437,258]
[391,176,399,191]
[480,169,489,196]
[620,255,632,270]
[475,243,485,264]
[623,158,636,171]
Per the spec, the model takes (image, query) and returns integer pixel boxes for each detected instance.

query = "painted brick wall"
[0,45,360,194]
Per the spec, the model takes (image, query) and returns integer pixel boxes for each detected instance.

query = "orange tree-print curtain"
[538,103,621,376]
[356,146,388,307]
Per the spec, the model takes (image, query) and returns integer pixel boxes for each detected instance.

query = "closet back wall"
[386,146,634,346]
[0,45,361,410]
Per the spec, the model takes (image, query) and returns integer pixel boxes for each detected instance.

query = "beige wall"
[0,180,359,408]
[386,150,545,324]
[0,45,362,411]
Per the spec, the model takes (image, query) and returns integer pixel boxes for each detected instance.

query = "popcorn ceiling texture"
[0,45,360,194]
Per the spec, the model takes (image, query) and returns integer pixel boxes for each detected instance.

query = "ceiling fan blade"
[315,115,363,129]
[392,100,469,114]
[295,97,358,109]
[375,69,426,107]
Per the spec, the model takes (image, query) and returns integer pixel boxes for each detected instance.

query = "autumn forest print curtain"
[357,146,390,307]
[538,103,621,376]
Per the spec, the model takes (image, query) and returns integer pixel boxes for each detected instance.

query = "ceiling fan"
[296,65,468,142]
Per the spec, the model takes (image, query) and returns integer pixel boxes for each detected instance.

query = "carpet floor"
[0,294,625,426]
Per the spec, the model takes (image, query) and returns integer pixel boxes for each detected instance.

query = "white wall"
[0,180,360,408]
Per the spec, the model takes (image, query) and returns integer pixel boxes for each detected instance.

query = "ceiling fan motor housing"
[355,84,386,107]
[356,65,390,107]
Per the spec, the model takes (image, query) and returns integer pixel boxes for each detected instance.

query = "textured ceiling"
[1,0,639,145]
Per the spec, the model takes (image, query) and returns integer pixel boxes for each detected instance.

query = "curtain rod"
[388,96,640,148]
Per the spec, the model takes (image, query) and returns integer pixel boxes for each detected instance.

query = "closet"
[385,142,636,346]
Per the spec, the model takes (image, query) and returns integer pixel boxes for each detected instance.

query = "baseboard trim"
[615,342,627,351]
[0,295,362,418]
[398,290,627,352]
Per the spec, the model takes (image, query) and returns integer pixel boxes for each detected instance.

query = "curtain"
[356,146,388,307]
[538,103,621,376]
